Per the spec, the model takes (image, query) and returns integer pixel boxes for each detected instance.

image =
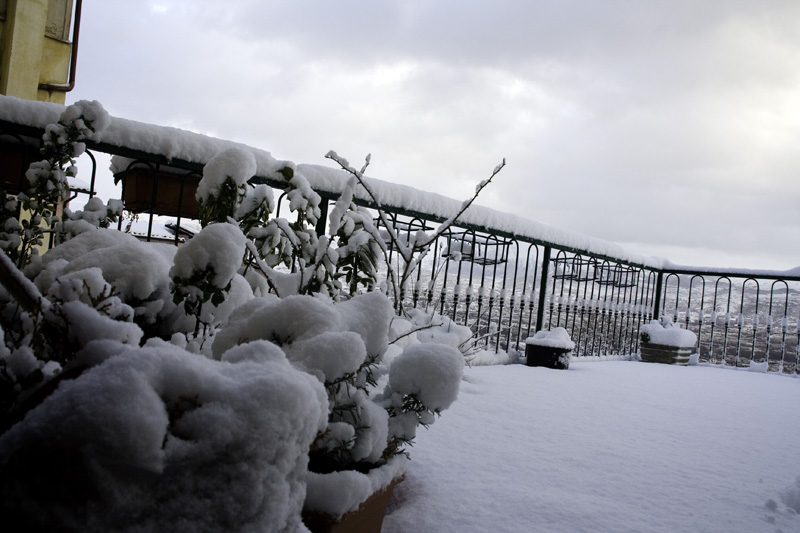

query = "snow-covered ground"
[382,360,800,533]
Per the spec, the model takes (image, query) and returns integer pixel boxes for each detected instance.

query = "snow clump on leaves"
[196,146,256,204]
[169,222,246,322]
[0,340,328,532]
[196,147,257,226]
[389,343,464,413]
[381,343,465,446]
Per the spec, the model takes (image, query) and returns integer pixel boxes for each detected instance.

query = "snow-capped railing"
[2,95,799,372]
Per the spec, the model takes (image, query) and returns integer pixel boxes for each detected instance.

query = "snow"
[120,218,184,242]
[0,340,328,532]
[526,326,575,350]
[61,299,142,347]
[212,295,338,359]
[298,163,669,270]
[640,317,698,348]
[382,361,800,533]
[34,229,170,301]
[196,147,257,203]
[388,343,464,413]
[170,222,246,289]
[3,94,799,531]
[0,251,49,312]
[56,100,111,143]
[404,308,474,350]
[304,456,409,518]
[0,94,292,183]
[289,331,366,383]
[2,95,798,277]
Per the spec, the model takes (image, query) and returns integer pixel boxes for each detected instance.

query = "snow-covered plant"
[326,162,384,295]
[0,250,142,428]
[196,146,261,226]
[55,196,124,243]
[0,107,480,528]
[0,100,112,269]
[378,343,464,456]
[0,339,329,532]
[169,222,247,337]
[325,151,505,314]
[193,147,343,298]
[210,290,464,476]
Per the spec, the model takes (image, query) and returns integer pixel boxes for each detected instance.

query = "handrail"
[1,111,798,371]
[2,111,796,280]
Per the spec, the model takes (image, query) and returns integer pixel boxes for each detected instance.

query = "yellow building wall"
[0,0,74,105]
[37,36,71,102]
[0,0,76,257]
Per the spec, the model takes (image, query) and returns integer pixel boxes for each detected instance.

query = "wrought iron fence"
[2,117,798,372]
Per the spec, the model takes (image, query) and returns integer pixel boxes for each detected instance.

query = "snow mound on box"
[525,327,575,350]
[640,318,697,348]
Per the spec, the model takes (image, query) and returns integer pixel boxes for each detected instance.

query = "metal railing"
[2,117,798,372]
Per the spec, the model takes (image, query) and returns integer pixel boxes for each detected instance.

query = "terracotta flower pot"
[302,475,404,533]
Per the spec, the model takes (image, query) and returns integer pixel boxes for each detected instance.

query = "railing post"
[652,271,664,320]
[536,246,551,332]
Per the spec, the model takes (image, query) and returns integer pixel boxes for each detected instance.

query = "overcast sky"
[69,1,800,270]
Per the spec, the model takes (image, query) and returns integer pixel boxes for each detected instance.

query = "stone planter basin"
[639,319,697,366]
[640,343,693,366]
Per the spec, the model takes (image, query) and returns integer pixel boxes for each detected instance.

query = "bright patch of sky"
[69,0,800,271]
[149,7,167,15]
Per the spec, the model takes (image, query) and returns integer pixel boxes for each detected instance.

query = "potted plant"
[525,327,574,369]
[206,288,464,533]
[639,316,697,365]
[0,102,501,531]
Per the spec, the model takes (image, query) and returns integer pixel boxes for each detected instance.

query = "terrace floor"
[383,360,800,533]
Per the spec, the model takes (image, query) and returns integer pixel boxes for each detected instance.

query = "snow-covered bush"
[195,147,340,299]
[0,340,328,532]
[0,100,121,270]
[170,221,247,335]
[211,291,462,469]
[0,110,484,529]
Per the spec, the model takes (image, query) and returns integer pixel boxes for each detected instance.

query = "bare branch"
[325,151,414,264]
[244,240,283,297]
[325,151,505,315]
[417,158,506,250]
[0,253,50,314]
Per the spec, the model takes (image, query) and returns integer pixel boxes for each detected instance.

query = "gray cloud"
[70,0,800,270]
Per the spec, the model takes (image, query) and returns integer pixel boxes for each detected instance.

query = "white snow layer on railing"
[3,95,798,277]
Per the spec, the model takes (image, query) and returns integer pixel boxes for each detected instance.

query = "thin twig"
[325,152,505,315]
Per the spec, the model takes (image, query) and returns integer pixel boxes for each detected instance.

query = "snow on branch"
[325,151,506,314]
